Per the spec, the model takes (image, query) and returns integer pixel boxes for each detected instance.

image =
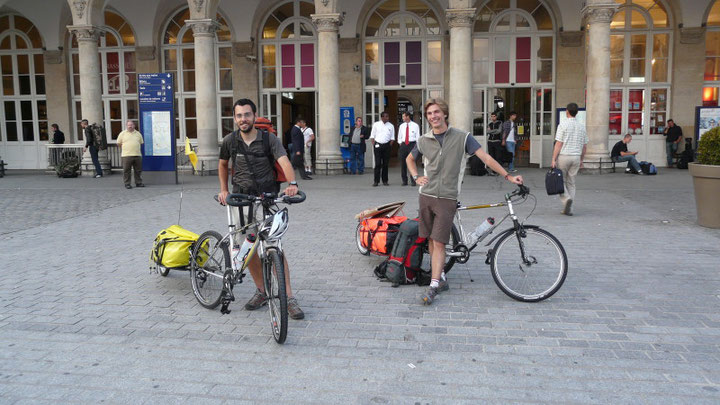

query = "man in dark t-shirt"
[218,98,305,320]
[663,119,683,167]
[611,134,642,174]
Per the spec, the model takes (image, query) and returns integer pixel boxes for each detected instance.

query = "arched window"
[473,0,555,85]
[260,0,317,91]
[0,14,47,162]
[162,8,233,141]
[69,10,137,142]
[364,0,443,88]
[703,0,720,106]
[608,0,671,137]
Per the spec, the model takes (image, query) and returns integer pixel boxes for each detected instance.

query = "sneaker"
[437,279,449,293]
[287,297,305,320]
[125,184,132,189]
[509,169,518,173]
[136,183,145,188]
[94,174,102,178]
[421,286,439,305]
[244,289,267,310]
[562,199,573,216]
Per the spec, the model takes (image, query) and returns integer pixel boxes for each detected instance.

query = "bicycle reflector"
[259,208,289,241]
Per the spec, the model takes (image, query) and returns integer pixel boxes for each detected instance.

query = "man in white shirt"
[369,111,395,186]
[398,111,420,186]
[551,103,588,216]
[300,120,315,175]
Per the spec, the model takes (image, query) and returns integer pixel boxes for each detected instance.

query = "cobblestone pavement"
[1,167,719,404]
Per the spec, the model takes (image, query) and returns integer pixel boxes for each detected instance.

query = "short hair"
[624,133,632,139]
[402,111,413,119]
[81,119,89,124]
[380,111,389,118]
[566,103,579,117]
[423,98,449,121]
[295,117,305,124]
[355,117,363,122]
[233,98,257,114]
[51,123,59,130]
[490,112,497,116]
[509,111,517,117]
[667,119,674,124]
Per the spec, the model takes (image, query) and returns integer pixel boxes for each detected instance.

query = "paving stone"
[1,169,719,403]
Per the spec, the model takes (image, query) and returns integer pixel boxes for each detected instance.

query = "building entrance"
[491,87,532,167]
[365,89,424,165]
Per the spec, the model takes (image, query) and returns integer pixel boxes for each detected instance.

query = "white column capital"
[582,2,618,25]
[186,18,219,37]
[311,13,343,32]
[446,8,476,29]
[67,25,103,42]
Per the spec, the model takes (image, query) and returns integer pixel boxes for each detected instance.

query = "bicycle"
[190,190,306,344]
[446,184,568,302]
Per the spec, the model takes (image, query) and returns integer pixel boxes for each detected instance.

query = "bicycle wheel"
[421,224,460,274]
[190,231,229,309]
[355,223,370,255]
[263,248,288,344]
[490,227,568,302]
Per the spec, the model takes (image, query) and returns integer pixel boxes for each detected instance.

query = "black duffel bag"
[545,168,564,195]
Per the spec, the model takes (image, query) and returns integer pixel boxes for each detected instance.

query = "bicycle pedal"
[220,303,231,315]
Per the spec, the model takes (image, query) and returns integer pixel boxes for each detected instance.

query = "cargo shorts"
[418,193,457,245]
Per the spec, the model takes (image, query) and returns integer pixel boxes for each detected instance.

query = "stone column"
[582,1,617,169]
[312,13,344,175]
[187,19,219,173]
[446,8,475,133]
[671,27,705,153]
[68,25,110,175]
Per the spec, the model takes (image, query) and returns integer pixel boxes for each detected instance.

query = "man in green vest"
[406,98,524,305]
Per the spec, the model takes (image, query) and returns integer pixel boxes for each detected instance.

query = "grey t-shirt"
[411,131,481,161]
[219,130,287,193]
[351,127,362,144]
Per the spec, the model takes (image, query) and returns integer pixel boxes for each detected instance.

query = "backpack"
[384,218,428,287]
[150,225,206,269]
[55,155,80,178]
[468,155,487,176]
[639,161,657,175]
[230,129,287,193]
[677,142,693,169]
[358,215,406,255]
[90,124,108,151]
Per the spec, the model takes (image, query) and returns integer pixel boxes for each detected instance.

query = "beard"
[239,122,254,134]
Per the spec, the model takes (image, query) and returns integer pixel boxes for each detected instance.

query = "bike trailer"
[150,225,208,275]
[358,215,407,255]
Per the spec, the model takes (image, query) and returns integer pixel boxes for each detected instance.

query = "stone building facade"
[0,0,717,171]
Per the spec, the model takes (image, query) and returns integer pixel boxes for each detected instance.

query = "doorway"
[365,89,424,164]
[491,88,532,167]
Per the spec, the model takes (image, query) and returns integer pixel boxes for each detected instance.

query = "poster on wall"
[695,106,720,142]
[556,108,587,131]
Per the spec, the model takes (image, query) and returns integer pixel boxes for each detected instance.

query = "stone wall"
[555,31,586,109]
[670,27,705,151]
[338,38,363,119]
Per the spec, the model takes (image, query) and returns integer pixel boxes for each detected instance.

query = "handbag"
[545,168,564,195]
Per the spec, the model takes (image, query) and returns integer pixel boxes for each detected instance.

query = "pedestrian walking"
[551,103,588,216]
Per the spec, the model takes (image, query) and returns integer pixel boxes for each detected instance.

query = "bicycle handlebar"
[507,184,530,199]
[214,190,307,206]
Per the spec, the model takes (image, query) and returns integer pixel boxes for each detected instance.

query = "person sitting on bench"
[611,134,642,174]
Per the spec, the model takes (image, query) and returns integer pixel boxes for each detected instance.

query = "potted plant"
[689,127,720,228]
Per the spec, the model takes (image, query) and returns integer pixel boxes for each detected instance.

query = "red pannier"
[358,215,407,255]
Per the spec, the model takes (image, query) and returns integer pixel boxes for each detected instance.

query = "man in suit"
[290,118,312,180]
[349,117,369,174]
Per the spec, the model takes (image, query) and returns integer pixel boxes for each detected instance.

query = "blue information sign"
[138,73,176,173]
[340,107,354,136]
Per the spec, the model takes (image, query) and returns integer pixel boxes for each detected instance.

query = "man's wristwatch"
[289,181,298,186]
[412,175,418,181]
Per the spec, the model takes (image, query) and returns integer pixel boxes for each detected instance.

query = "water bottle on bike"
[231,235,254,271]
[466,217,495,246]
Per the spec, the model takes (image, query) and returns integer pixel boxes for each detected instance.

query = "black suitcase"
[545,168,564,195]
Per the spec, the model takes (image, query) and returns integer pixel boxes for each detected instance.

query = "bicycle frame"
[222,200,283,277]
[447,189,533,264]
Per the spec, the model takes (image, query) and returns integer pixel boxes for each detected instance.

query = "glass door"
[533,87,553,167]
[260,92,281,136]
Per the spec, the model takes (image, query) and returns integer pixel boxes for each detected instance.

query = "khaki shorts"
[418,193,457,244]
